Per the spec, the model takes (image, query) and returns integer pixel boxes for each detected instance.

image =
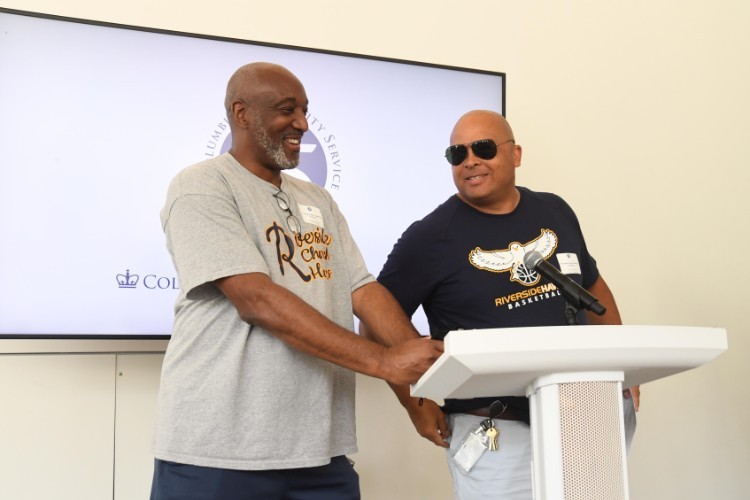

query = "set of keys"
[480,400,506,451]
[451,399,508,471]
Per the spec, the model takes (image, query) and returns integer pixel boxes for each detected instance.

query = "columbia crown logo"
[116,270,139,288]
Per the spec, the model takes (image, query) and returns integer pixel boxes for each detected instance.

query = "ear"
[513,144,523,168]
[230,100,250,129]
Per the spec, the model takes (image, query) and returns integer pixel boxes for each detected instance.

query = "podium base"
[528,372,629,500]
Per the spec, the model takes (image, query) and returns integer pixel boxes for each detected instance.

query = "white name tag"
[556,253,581,274]
[298,204,324,228]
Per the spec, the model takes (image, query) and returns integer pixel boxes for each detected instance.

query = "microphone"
[523,251,606,316]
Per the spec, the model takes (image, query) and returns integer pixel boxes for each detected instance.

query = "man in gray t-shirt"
[149,62,443,500]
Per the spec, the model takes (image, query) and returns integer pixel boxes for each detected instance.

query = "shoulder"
[283,173,331,198]
[519,186,566,205]
[404,195,463,237]
[518,187,577,215]
[168,155,239,196]
[382,196,464,267]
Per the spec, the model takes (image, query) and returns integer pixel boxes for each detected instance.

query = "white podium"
[411,325,728,500]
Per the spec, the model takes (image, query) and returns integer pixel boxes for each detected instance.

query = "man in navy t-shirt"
[362,110,639,499]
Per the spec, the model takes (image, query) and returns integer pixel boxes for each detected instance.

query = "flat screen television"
[0,8,505,340]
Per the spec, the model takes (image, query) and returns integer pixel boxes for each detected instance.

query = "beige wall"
[4,1,749,498]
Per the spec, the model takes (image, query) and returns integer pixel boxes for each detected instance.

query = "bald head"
[450,110,514,145]
[224,62,304,118]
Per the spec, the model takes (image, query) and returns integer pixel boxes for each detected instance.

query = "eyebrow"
[270,96,308,107]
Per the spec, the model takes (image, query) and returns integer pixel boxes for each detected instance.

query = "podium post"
[411,325,727,500]
[528,371,629,499]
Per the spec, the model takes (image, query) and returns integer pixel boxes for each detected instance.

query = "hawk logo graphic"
[469,229,558,285]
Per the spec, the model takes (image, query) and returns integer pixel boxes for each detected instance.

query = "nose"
[293,108,309,133]
[463,149,480,167]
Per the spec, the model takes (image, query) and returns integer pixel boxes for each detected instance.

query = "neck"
[458,187,521,214]
[228,149,282,188]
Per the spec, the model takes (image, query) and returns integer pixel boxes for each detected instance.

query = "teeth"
[287,138,301,145]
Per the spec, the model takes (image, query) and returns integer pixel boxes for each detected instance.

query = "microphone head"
[523,250,544,270]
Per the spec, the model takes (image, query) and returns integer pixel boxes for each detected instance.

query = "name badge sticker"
[298,204,324,228]
[556,253,581,275]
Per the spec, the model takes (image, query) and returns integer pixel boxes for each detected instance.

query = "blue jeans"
[150,456,360,500]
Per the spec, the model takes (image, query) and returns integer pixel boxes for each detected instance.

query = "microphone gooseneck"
[523,251,606,316]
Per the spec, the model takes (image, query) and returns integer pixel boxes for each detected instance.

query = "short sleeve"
[162,174,268,296]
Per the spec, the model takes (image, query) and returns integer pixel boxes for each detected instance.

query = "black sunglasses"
[444,139,515,166]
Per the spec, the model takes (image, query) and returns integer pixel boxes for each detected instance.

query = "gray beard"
[254,116,299,170]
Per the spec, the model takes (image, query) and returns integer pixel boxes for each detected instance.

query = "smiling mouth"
[284,136,302,151]
[466,173,488,182]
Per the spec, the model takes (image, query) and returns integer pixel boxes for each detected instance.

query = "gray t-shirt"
[152,153,374,470]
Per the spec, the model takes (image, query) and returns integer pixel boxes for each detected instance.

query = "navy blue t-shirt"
[378,187,599,420]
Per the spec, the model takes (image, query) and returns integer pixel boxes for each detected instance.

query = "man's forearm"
[353,281,423,345]
[216,273,438,385]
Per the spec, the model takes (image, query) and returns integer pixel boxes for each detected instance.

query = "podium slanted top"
[410,325,728,400]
